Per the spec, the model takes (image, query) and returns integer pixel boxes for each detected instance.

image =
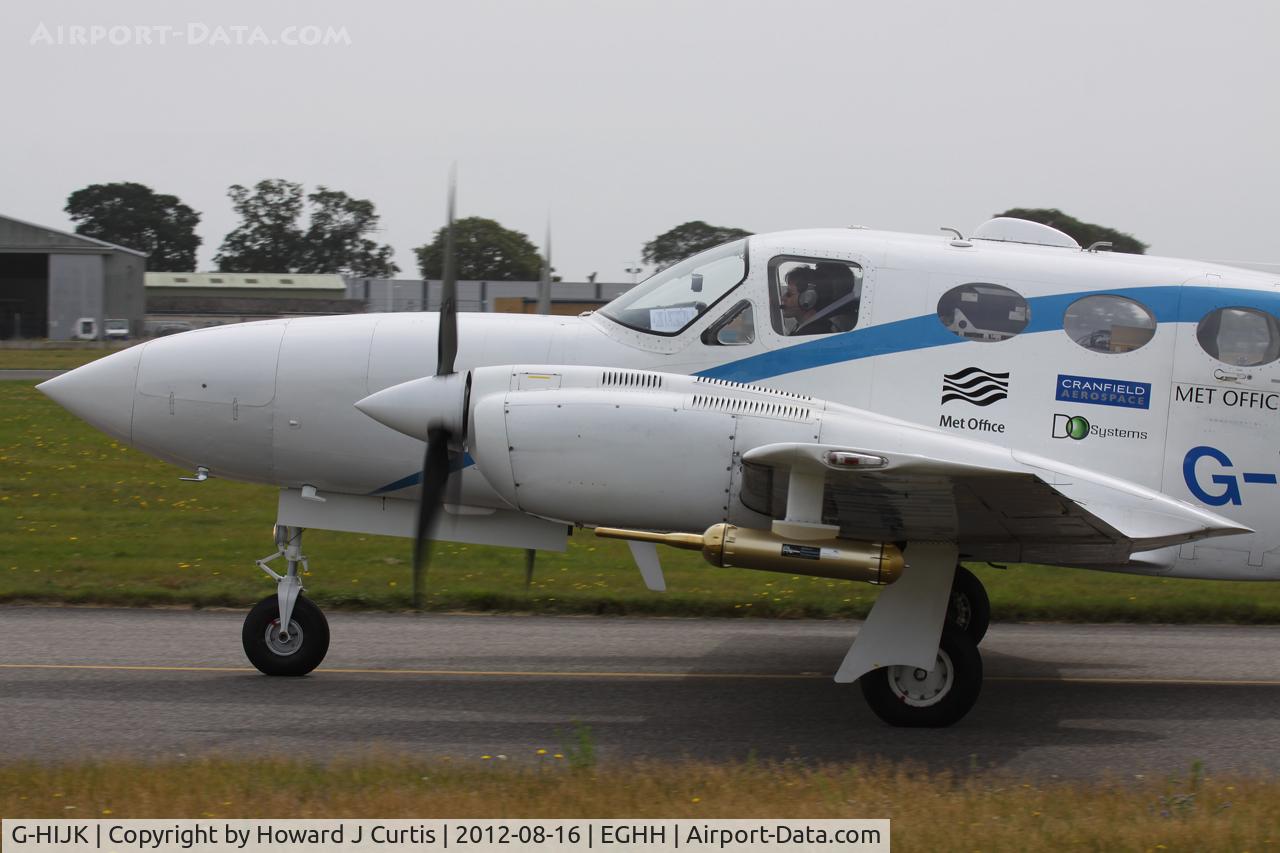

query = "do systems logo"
[1051,414,1148,441]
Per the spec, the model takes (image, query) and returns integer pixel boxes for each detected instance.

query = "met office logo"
[1055,373,1151,410]
[29,22,352,48]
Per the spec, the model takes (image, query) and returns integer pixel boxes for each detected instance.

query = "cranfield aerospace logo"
[941,367,1009,406]
[1051,413,1148,441]
[1055,374,1150,410]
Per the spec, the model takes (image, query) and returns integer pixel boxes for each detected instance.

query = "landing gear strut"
[243,526,330,676]
[837,543,989,727]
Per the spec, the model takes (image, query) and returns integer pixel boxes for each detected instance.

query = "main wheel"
[947,565,991,644]
[859,627,983,727]
[242,594,330,676]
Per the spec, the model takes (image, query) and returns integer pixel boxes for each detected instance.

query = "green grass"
[3,757,1277,851]
[6,378,1280,621]
[0,346,123,370]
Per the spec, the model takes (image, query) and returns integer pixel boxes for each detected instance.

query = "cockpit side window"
[769,257,862,336]
[702,300,755,346]
[599,240,748,336]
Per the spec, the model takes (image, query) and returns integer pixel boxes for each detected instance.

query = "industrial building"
[348,277,632,315]
[0,213,146,340]
[0,209,636,339]
[144,272,361,331]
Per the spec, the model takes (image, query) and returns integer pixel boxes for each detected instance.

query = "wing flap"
[740,441,1248,566]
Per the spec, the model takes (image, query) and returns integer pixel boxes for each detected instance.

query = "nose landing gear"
[243,526,330,676]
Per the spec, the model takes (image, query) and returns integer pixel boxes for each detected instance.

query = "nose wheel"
[244,525,330,676]
[242,594,330,676]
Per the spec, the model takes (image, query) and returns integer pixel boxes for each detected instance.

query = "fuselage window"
[1064,295,1156,353]
[936,283,1028,342]
[769,258,862,336]
[1197,306,1280,367]
[599,239,748,336]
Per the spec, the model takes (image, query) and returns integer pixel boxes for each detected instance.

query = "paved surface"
[2,607,1279,779]
[0,369,62,381]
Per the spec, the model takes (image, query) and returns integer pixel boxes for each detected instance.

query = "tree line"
[65,181,1148,280]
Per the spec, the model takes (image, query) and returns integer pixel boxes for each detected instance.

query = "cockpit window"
[702,300,755,346]
[769,257,862,336]
[600,239,748,336]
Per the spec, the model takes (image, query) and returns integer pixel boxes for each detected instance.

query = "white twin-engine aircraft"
[39,216,1280,727]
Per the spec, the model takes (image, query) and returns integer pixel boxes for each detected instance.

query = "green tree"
[298,187,399,277]
[65,182,201,271]
[215,180,399,275]
[995,208,1148,254]
[642,220,752,270]
[415,217,543,281]
[215,179,305,272]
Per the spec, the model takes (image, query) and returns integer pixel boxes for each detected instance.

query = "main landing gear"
[859,626,983,728]
[839,548,992,728]
[242,526,330,676]
[946,565,991,644]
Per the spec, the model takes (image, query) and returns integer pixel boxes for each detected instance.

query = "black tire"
[947,565,991,644]
[859,627,983,727]
[241,594,330,676]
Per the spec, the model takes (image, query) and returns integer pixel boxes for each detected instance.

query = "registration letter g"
[1183,445,1242,506]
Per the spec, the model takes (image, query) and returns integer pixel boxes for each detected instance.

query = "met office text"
[29,23,352,48]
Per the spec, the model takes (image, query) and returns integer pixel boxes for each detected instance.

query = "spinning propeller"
[411,167,462,610]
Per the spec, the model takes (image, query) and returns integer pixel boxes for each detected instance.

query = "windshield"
[601,239,749,336]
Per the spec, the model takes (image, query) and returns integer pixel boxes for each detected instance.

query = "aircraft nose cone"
[37,344,145,444]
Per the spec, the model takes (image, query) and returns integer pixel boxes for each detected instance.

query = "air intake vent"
[694,376,812,402]
[689,394,812,422]
[601,369,663,390]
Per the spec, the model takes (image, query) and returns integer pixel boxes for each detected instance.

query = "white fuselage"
[47,228,1280,581]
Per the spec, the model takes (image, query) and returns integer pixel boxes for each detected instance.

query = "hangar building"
[0,213,147,340]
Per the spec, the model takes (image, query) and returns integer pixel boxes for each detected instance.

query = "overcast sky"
[2,0,1276,281]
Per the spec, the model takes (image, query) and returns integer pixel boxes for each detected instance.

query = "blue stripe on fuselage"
[698,284,1280,383]
[370,451,475,495]
[370,284,1280,491]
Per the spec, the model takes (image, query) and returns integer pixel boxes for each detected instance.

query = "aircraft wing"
[740,441,1250,567]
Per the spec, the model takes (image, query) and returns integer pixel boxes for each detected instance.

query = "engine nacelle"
[465,365,825,531]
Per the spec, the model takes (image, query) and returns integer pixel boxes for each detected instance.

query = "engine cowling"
[357,364,827,532]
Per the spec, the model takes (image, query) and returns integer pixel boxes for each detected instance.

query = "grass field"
[1,757,1273,851]
[0,346,123,370]
[6,377,1280,621]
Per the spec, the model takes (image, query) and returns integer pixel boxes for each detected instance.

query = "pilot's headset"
[789,268,819,308]
[798,282,819,310]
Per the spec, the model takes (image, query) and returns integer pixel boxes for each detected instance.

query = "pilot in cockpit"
[780,266,819,334]
[782,263,860,335]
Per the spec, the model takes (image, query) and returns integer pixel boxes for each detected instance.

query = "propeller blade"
[437,164,459,377]
[524,548,537,589]
[537,216,551,316]
[412,426,453,609]
[412,165,462,608]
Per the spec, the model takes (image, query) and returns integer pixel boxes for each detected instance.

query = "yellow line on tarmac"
[2,662,1280,687]
[988,675,1280,687]
[0,660,814,681]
